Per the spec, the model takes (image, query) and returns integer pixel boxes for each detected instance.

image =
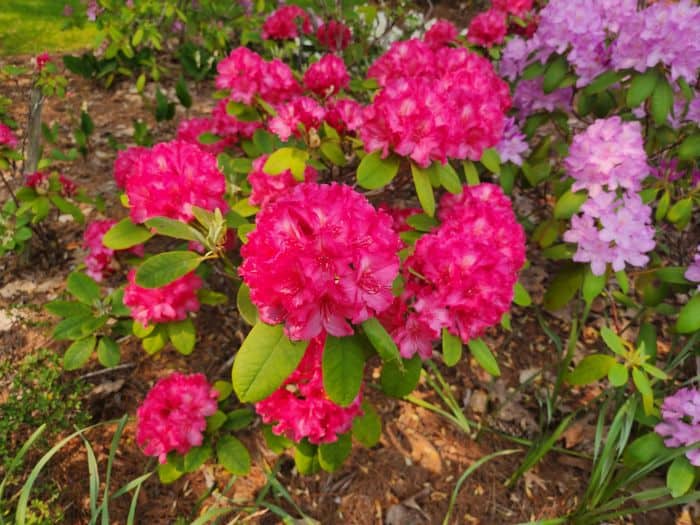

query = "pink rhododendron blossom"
[564,191,655,276]
[467,8,507,47]
[381,184,525,358]
[35,53,51,71]
[512,78,572,119]
[363,43,510,167]
[216,48,300,105]
[113,146,147,188]
[248,154,318,208]
[378,204,421,236]
[494,0,533,16]
[177,117,233,155]
[261,5,312,40]
[685,246,700,289]
[268,96,326,141]
[25,171,77,196]
[303,55,350,97]
[566,117,649,195]
[655,387,700,466]
[316,20,352,51]
[325,98,363,134]
[240,183,402,340]
[495,117,529,166]
[255,334,362,444]
[124,270,202,326]
[212,98,261,139]
[424,19,458,49]
[136,373,219,463]
[0,123,18,148]
[83,220,144,282]
[125,140,227,224]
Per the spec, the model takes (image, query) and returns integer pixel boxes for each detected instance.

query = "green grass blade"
[0,424,46,501]
[80,432,100,524]
[100,414,129,525]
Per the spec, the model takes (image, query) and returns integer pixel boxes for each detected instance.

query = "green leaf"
[650,77,674,126]
[157,461,183,484]
[223,408,254,432]
[362,318,400,363]
[521,160,551,186]
[676,294,700,333]
[380,356,423,398]
[217,435,250,475]
[667,456,695,498]
[352,401,381,447]
[553,190,587,220]
[45,300,92,318]
[135,251,203,288]
[513,281,532,307]
[632,368,654,415]
[467,338,500,377]
[253,129,279,154]
[600,326,626,356]
[615,270,629,294]
[236,283,258,326]
[607,363,629,387]
[666,197,693,229]
[406,213,438,232]
[655,190,670,221]
[463,160,480,185]
[435,162,462,194]
[225,101,260,122]
[168,318,196,355]
[232,322,308,402]
[322,335,366,406]
[318,433,352,472]
[442,328,462,366]
[543,265,583,311]
[542,55,569,94]
[144,217,203,243]
[206,411,227,433]
[480,148,501,174]
[655,267,690,285]
[102,217,153,249]
[583,70,623,95]
[53,315,106,341]
[678,134,700,160]
[294,441,320,475]
[184,445,212,473]
[198,289,228,306]
[264,147,309,181]
[637,323,657,361]
[567,354,616,385]
[582,267,607,304]
[623,432,666,467]
[142,325,168,354]
[357,151,400,190]
[64,335,97,370]
[263,425,292,453]
[320,141,347,166]
[66,272,101,305]
[97,337,120,367]
[49,195,84,224]
[410,162,436,217]
[626,69,659,108]
[175,76,192,109]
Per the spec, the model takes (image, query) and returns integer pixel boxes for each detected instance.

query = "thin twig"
[79,362,136,380]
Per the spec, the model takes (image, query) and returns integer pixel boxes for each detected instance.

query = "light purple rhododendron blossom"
[685,246,700,289]
[495,117,529,166]
[564,192,655,276]
[566,117,649,195]
[655,387,700,467]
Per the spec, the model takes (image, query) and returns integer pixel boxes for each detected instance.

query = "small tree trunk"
[23,86,44,175]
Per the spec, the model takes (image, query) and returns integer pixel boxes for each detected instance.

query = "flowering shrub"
[24,0,699,515]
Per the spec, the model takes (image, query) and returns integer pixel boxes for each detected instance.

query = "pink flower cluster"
[566,117,649,195]
[113,146,147,189]
[136,373,219,463]
[268,96,326,141]
[363,41,511,167]
[316,20,352,51]
[261,5,312,40]
[83,220,144,282]
[35,52,51,72]
[563,192,655,276]
[255,334,362,444]
[655,387,700,466]
[124,270,202,326]
[240,183,401,341]
[467,8,507,47]
[685,246,700,290]
[124,140,227,224]
[0,123,18,148]
[495,117,529,166]
[248,154,318,209]
[216,47,300,106]
[493,0,533,16]
[25,171,77,196]
[303,54,350,97]
[380,184,525,359]
[424,19,458,49]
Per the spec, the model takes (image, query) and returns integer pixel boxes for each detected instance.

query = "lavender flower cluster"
[656,387,700,466]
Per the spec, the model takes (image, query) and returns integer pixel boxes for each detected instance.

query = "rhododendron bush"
[4,0,696,518]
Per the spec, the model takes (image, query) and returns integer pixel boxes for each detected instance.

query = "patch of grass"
[0,0,96,56]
